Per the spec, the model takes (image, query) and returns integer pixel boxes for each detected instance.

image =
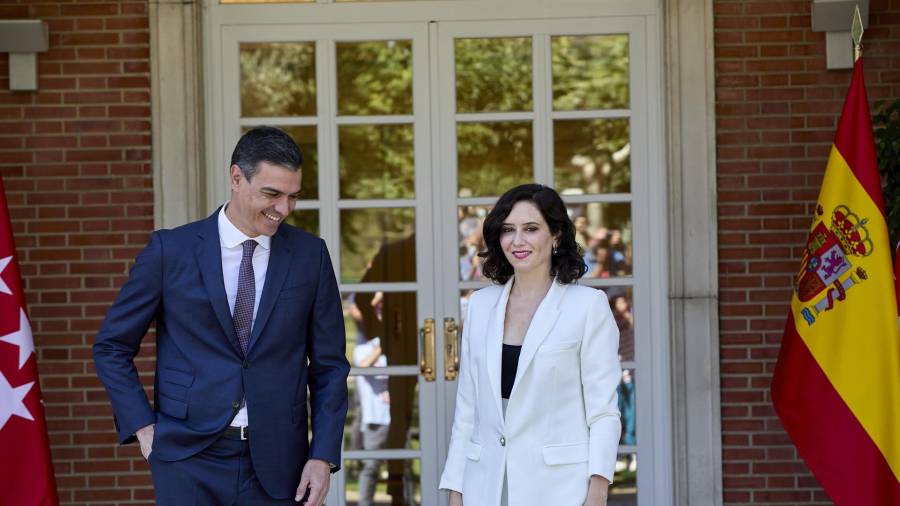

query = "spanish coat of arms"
[795,204,873,325]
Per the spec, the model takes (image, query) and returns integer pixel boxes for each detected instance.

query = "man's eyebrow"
[260,186,303,198]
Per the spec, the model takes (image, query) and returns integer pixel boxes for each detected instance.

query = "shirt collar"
[218,203,272,250]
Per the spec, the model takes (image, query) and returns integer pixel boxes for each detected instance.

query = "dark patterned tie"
[233,239,257,355]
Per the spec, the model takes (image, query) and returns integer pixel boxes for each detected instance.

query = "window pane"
[455,37,532,113]
[285,209,319,236]
[554,118,630,194]
[569,202,632,278]
[345,375,419,449]
[611,452,637,505]
[340,208,416,283]
[240,42,316,117]
[344,292,419,368]
[223,0,312,3]
[552,35,629,111]
[617,369,636,446]
[343,457,421,506]
[457,121,532,197]
[591,286,635,362]
[337,40,413,116]
[339,124,414,199]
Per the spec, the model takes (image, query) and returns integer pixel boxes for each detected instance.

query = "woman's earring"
[552,243,559,255]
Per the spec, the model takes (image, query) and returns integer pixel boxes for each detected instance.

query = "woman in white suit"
[440,184,621,506]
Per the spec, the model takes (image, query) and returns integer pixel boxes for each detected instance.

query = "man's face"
[227,161,302,237]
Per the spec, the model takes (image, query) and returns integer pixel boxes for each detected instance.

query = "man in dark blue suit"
[93,126,349,505]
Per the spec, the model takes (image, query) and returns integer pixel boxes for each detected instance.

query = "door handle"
[444,317,459,381]
[419,317,436,382]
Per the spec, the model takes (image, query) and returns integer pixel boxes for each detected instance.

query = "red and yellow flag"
[772,59,900,505]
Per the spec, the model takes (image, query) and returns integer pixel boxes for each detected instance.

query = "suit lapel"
[248,227,291,352]
[486,279,513,422]
[509,279,565,400]
[195,211,243,356]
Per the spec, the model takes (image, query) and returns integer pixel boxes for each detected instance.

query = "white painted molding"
[664,0,723,504]
[150,0,206,229]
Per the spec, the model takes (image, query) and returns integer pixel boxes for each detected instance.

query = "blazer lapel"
[486,279,513,422]
[247,227,291,352]
[509,279,566,400]
[195,211,243,356]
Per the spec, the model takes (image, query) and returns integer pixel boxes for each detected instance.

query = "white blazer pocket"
[465,441,482,461]
[542,441,589,465]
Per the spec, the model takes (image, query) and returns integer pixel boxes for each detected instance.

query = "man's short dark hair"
[230,126,303,181]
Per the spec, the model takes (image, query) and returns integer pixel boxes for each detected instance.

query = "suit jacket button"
[499,436,506,446]
[243,361,249,369]
[232,401,240,409]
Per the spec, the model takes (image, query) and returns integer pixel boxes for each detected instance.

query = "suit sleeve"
[306,239,351,471]
[581,289,622,482]
[439,299,476,493]
[92,231,162,444]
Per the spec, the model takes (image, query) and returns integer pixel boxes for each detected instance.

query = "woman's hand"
[448,490,464,506]
[583,475,610,506]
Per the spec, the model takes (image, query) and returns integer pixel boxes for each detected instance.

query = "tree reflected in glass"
[240,42,316,117]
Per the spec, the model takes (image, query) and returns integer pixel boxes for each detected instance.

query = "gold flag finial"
[851,5,864,61]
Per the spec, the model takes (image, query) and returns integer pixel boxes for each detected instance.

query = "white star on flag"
[0,371,34,431]
[0,308,35,369]
[0,256,11,295]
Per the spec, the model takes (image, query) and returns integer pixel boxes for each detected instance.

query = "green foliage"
[874,99,900,247]
[337,40,413,115]
[240,42,316,117]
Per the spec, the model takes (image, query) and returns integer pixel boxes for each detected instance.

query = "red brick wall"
[715,0,900,504]
[0,1,154,504]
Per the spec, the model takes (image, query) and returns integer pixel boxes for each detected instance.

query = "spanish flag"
[772,59,900,504]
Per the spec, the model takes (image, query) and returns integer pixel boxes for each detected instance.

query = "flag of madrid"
[0,174,59,505]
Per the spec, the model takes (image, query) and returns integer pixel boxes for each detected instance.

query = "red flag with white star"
[0,174,59,505]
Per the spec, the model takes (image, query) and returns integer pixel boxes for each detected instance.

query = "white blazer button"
[499,436,506,446]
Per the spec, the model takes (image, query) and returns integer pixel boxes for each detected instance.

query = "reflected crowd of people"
[574,216,633,278]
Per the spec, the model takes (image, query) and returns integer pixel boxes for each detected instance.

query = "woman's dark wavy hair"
[479,184,587,284]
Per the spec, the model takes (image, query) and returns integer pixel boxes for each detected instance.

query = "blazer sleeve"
[92,231,162,444]
[439,300,476,493]
[581,289,622,482]
[306,239,351,471]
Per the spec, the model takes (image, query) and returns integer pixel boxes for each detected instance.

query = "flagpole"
[852,5,864,62]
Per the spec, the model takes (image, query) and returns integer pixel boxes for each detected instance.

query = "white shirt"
[218,204,270,427]
[352,339,391,426]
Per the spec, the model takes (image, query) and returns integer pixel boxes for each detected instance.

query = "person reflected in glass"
[591,242,612,279]
[356,236,418,505]
[440,184,622,506]
[608,229,627,275]
[352,293,391,506]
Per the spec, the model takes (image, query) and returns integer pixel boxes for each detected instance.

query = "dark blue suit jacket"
[93,210,350,499]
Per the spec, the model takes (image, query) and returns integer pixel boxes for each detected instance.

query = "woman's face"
[499,201,556,277]
[614,296,629,313]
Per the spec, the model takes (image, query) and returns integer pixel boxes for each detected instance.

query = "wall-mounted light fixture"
[0,20,49,91]
[811,0,869,70]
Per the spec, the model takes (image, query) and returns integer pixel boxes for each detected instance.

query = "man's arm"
[306,239,351,470]
[92,231,164,444]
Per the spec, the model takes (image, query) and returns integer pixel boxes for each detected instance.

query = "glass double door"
[223,17,646,506]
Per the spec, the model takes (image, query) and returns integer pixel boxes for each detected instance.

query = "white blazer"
[439,279,621,505]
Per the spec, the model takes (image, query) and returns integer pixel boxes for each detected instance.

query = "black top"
[501,344,522,399]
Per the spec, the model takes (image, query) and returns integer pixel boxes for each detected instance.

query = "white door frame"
[432,17,670,506]
[220,22,441,506]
